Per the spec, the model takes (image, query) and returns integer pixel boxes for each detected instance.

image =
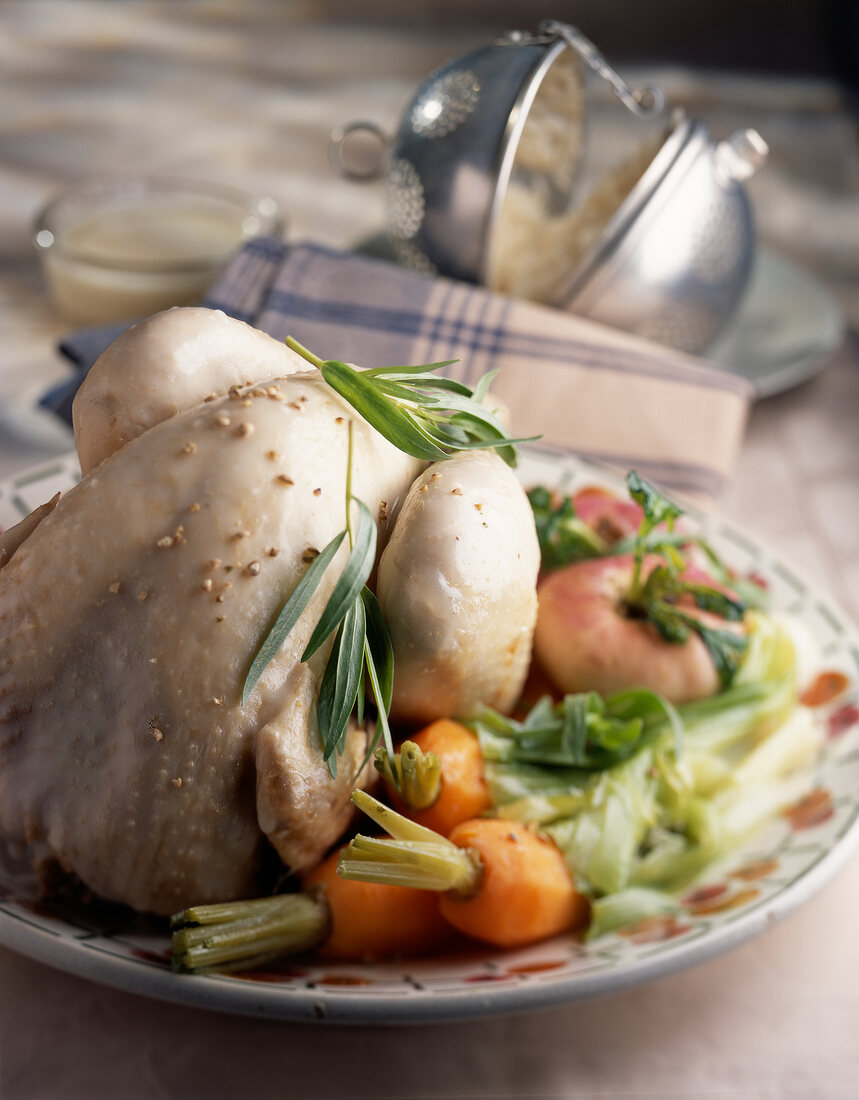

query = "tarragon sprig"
[243,423,396,777]
[242,339,532,778]
[286,337,534,467]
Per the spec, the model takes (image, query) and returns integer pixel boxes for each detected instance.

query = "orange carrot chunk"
[388,719,492,835]
[172,841,455,973]
[304,846,453,961]
[339,792,590,951]
[440,818,589,948]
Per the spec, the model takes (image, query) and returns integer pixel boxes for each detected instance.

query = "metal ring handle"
[329,121,390,182]
[538,20,666,117]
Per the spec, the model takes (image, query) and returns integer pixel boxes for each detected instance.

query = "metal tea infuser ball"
[332,21,768,355]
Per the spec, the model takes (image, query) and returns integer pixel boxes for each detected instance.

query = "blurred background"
[317,0,859,82]
[2,0,856,318]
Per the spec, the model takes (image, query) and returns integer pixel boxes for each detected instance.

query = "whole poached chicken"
[0,309,539,915]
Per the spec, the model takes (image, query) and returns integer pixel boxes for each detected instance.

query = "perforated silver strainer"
[333,21,768,355]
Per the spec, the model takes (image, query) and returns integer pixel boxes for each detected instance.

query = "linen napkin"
[51,238,752,504]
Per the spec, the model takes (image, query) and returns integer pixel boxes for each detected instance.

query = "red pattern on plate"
[230,967,311,983]
[618,915,692,944]
[314,974,373,987]
[828,703,859,740]
[130,948,172,967]
[685,886,759,916]
[733,858,779,881]
[785,788,835,829]
[683,884,729,908]
[800,671,849,708]
[506,959,568,975]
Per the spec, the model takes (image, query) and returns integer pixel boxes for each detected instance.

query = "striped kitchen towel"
[207,239,752,503]
[53,238,752,503]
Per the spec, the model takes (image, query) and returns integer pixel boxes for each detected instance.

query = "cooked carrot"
[439,818,589,947]
[171,843,453,973]
[379,719,492,835]
[303,845,453,961]
[339,791,590,950]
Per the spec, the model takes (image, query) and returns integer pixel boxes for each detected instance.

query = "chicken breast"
[377,450,540,724]
[0,372,422,914]
[73,307,309,474]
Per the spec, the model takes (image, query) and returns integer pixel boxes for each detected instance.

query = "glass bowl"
[33,177,284,325]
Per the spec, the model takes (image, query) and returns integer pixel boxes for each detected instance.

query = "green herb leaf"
[684,582,746,621]
[362,360,459,379]
[362,631,396,774]
[685,618,749,689]
[318,595,367,769]
[621,472,749,689]
[561,693,591,766]
[626,470,682,534]
[647,599,692,644]
[287,337,535,467]
[471,687,678,772]
[472,369,499,405]
[355,657,366,728]
[301,500,376,662]
[242,530,347,705]
[528,487,609,570]
[315,356,531,467]
[361,586,394,714]
[320,361,450,461]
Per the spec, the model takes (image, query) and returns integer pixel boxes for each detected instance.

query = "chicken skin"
[0,373,421,914]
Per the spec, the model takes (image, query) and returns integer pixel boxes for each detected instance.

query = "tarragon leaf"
[320,361,449,461]
[318,596,367,768]
[242,530,346,705]
[362,586,394,714]
[362,360,459,378]
[301,500,377,661]
[470,688,677,772]
[647,600,692,644]
[362,632,396,773]
[561,693,591,766]
[472,368,499,404]
[315,356,529,467]
[376,377,473,399]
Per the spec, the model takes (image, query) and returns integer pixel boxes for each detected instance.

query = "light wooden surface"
[0,3,857,1097]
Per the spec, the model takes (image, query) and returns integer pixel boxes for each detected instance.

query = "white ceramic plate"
[0,448,857,1024]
